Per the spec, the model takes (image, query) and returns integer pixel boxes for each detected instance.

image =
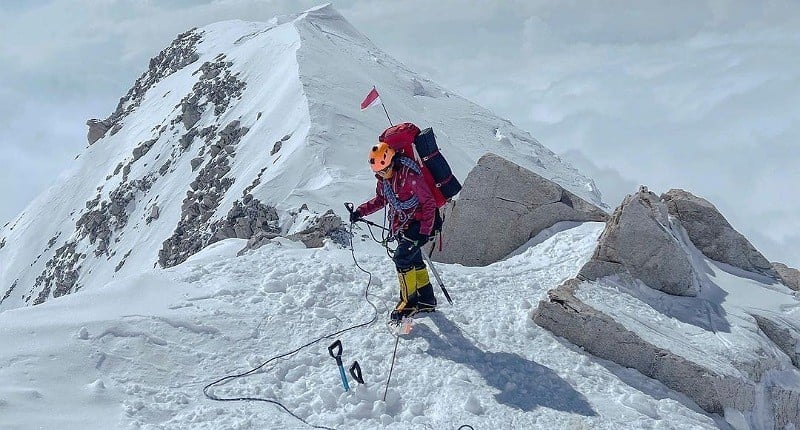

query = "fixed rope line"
[202,223,379,430]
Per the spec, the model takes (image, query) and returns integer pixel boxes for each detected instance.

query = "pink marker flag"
[360,86,381,110]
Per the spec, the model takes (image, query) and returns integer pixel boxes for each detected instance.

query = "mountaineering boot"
[414,266,437,313]
[391,268,418,322]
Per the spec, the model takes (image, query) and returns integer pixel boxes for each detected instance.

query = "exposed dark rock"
[0,279,17,306]
[770,385,800,429]
[132,139,157,162]
[180,129,198,150]
[46,232,61,250]
[271,140,282,155]
[287,209,348,248]
[87,29,202,145]
[243,166,268,197]
[436,153,608,266]
[183,97,203,130]
[662,189,778,279]
[158,122,249,268]
[86,118,114,145]
[174,60,246,129]
[159,159,172,175]
[102,29,203,129]
[239,230,280,254]
[114,249,133,273]
[753,314,800,368]
[75,181,142,257]
[32,241,81,304]
[579,186,698,296]
[210,197,279,243]
[147,205,160,224]
[773,262,800,291]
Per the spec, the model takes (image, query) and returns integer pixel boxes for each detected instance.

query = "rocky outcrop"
[89,29,202,141]
[0,280,17,306]
[210,195,279,242]
[31,241,81,305]
[159,121,248,268]
[662,189,778,279]
[753,314,800,368]
[173,57,246,130]
[287,209,348,248]
[132,139,157,162]
[533,279,756,414]
[86,118,113,145]
[579,187,698,296]
[435,153,608,266]
[770,385,800,429]
[773,262,800,291]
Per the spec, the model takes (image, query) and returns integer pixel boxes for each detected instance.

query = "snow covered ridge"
[0,4,601,311]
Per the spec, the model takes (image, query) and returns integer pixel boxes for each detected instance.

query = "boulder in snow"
[772,262,800,291]
[752,314,800,368]
[661,189,778,279]
[286,209,347,248]
[86,118,113,145]
[435,153,608,266]
[579,186,698,296]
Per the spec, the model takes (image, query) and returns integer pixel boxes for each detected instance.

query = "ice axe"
[344,202,453,305]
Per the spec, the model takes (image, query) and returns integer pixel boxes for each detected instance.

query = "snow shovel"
[328,339,350,392]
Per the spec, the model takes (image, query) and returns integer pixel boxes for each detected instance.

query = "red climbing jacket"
[356,156,437,237]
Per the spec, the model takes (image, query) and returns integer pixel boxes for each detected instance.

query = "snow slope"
[0,4,603,312]
[0,222,733,430]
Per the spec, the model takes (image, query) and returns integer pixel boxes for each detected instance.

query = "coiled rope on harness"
[382,155,423,236]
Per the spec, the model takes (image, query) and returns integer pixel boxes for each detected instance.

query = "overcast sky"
[1,0,798,268]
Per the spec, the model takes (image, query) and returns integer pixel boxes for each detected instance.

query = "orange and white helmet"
[368,142,395,172]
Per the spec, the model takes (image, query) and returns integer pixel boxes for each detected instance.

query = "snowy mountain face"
[0,5,602,312]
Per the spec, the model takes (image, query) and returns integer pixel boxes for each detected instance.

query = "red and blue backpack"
[379,122,462,208]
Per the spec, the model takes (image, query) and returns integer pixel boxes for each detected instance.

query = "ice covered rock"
[436,153,608,266]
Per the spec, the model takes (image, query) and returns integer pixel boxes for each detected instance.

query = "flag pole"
[378,90,392,126]
[361,85,392,126]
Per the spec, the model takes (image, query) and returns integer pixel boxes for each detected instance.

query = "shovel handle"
[349,360,364,384]
[328,339,343,359]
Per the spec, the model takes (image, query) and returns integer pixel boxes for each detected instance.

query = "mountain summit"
[0,5,600,311]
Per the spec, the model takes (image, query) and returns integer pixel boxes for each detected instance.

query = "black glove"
[349,210,362,223]
[403,225,430,244]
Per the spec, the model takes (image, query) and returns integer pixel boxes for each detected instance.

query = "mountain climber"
[350,142,439,321]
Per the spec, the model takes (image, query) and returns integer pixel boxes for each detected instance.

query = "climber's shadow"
[411,313,596,416]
